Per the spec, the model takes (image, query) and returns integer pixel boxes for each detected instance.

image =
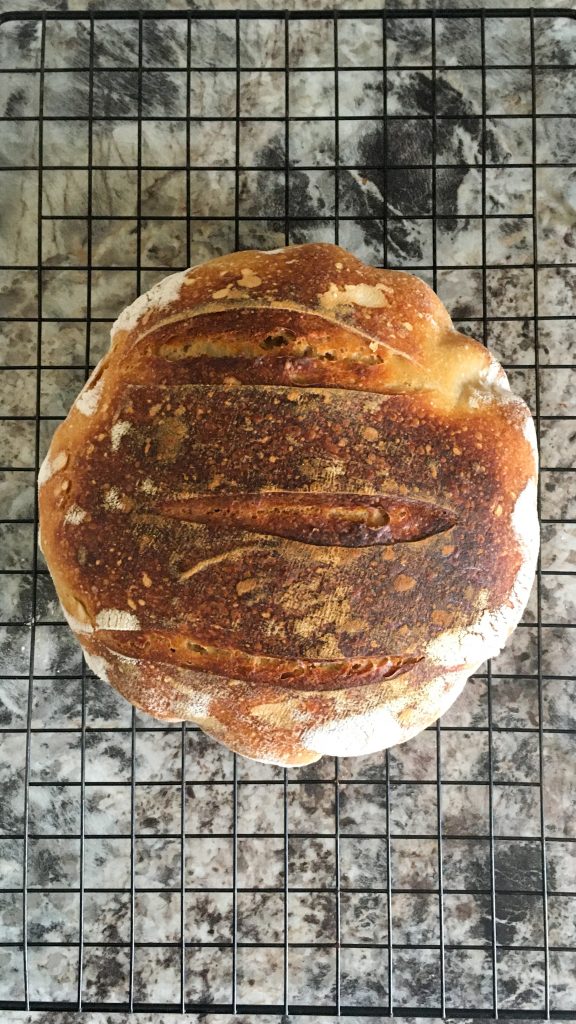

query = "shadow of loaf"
[38,243,538,766]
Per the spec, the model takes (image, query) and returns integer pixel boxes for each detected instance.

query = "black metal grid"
[0,7,575,1017]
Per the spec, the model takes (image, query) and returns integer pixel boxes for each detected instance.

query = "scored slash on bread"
[155,491,458,548]
[38,243,538,765]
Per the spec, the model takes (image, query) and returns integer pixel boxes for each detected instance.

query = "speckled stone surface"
[0,5,575,1018]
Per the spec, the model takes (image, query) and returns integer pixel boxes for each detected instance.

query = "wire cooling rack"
[0,7,575,1017]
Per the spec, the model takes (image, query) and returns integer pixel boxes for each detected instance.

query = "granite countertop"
[0,3,575,1021]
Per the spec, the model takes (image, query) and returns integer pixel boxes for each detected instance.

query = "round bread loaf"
[38,243,538,766]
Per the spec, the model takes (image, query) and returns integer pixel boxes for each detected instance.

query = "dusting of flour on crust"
[139,478,159,495]
[110,421,131,452]
[508,478,540,614]
[296,666,472,762]
[482,351,510,389]
[184,692,212,718]
[96,609,140,630]
[37,455,53,489]
[512,478,539,558]
[111,268,195,340]
[64,504,87,525]
[83,650,110,682]
[61,605,93,635]
[109,650,140,665]
[38,449,68,488]
[103,486,124,512]
[426,605,513,670]
[523,414,539,464]
[75,376,104,417]
[302,706,406,757]
[427,476,538,673]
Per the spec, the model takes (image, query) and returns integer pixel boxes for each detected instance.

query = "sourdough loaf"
[38,243,538,765]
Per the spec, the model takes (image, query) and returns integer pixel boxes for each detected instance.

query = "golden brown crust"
[38,243,538,765]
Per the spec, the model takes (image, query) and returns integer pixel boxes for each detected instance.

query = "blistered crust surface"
[39,243,539,765]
